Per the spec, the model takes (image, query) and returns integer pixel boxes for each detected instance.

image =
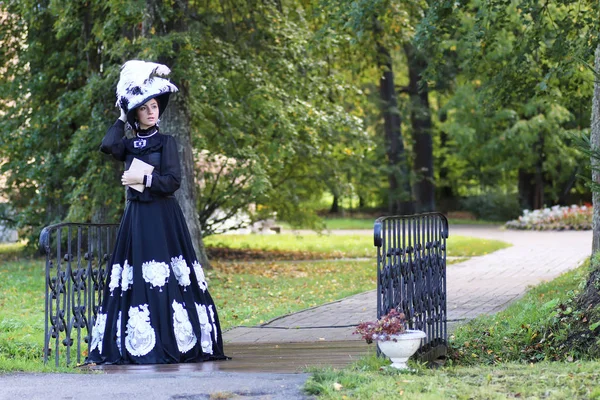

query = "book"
[128,158,154,193]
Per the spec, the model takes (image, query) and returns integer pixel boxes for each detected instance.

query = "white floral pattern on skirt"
[195,303,214,354]
[142,260,170,289]
[116,311,122,355]
[171,255,191,289]
[121,260,133,292]
[209,305,218,343]
[108,264,122,295]
[172,300,197,353]
[90,311,107,353]
[125,304,156,357]
[193,261,208,292]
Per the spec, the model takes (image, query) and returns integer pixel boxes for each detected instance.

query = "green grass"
[0,258,56,372]
[305,356,600,399]
[449,259,591,365]
[210,259,376,329]
[279,217,504,230]
[205,233,511,259]
[0,242,28,261]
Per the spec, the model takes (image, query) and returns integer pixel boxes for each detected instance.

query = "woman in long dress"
[87,61,226,364]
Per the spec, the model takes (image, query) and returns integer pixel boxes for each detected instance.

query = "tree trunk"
[373,18,414,215]
[330,194,340,214]
[161,88,211,269]
[518,169,535,210]
[591,46,600,253]
[404,43,434,213]
[533,133,545,210]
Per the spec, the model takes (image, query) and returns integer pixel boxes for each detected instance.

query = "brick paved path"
[224,226,592,344]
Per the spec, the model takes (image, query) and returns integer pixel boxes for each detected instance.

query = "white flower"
[172,300,197,353]
[121,259,133,292]
[125,304,156,357]
[195,303,213,355]
[196,303,209,325]
[109,264,122,294]
[193,261,208,292]
[142,260,170,289]
[90,312,107,353]
[116,311,122,355]
[171,255,191,288]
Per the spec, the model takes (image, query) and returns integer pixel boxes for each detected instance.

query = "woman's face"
[136,98,159,130]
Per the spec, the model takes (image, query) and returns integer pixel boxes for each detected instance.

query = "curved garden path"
[223,225,593,343]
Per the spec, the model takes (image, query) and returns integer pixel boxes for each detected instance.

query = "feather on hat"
[115,60,179,128]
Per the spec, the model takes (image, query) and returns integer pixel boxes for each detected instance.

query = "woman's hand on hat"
[119,107,127,122]
[121,170,144,186]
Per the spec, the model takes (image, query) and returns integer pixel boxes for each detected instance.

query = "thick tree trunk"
[373,19,414,215]
[592,46,600,253]
[161,91,211,269]
[404,43,434,213]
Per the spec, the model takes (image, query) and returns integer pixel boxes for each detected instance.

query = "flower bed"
[505,204,592,230]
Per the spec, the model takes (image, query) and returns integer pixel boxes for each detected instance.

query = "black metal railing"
[374,213,448,361]
[38,222,119,367]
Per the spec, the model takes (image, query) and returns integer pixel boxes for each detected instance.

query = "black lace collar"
[136,125,159,138]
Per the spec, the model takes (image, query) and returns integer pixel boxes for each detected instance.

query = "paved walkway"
[223,225,593,343]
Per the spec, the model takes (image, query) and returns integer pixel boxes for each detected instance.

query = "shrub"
[505,204,592,230]
[460,192,522,222]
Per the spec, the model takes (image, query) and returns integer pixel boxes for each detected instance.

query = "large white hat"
[115,60,179,128]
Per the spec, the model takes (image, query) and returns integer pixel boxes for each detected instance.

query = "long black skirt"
[87,197,226,364]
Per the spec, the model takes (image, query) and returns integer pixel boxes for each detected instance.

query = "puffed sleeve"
[147,135,181,194]
[100,119,126,161]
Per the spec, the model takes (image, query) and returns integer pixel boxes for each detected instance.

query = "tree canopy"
[0,0,597,249]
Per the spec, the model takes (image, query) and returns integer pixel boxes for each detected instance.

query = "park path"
[1,225,593,400]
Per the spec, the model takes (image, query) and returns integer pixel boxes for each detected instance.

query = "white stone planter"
[377,330,427,370]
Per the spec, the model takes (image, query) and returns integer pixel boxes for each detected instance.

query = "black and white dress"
[87,120,226,364]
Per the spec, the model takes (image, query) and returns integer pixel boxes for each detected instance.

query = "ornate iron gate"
[38,222,119,366]
[373,213,448,361]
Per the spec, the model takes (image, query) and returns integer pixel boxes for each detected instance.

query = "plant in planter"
[354,309,426,370]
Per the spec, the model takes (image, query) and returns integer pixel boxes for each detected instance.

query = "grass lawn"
[205,233,511,259]
[306,357,600,399]
[279,217,503,230]
[449,258,591,364]
[210,259,375,329]
[0,234,507,372]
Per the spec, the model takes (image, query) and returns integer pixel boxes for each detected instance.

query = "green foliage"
[421,0,594,207]
[460,191,521,222]
[0,0,371,243]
